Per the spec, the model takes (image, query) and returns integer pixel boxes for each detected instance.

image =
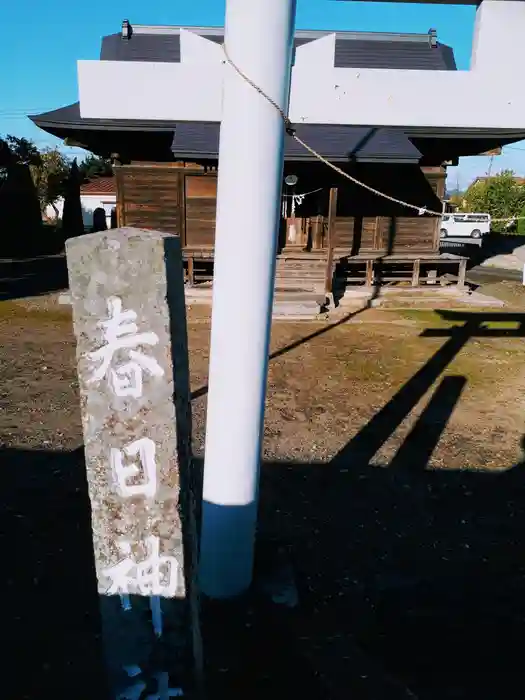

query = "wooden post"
[324,187,338,294]
[115,167,124,229]
[373,216,382,250]
[412,259,421,287]
[366,259,374,287]
[457,257,467,289]
[311,216,323,250]
[187,256,195,286]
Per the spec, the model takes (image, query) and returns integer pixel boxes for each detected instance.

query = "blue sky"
[2,0,523,189]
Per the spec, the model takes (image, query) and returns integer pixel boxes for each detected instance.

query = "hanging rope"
[222,43,523,224]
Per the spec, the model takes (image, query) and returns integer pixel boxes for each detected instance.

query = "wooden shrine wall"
[332,166,445,254]
[115,164,218,249]
[115,162,446,255]
[115,165,184,236]
[184,175,217,248]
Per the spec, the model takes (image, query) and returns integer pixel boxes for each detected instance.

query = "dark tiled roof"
[439,44,457,70]
[29,102,178,131]
[30,104,525,162]
[205,34,315,53]
[171,122,422,163]
[99,29,455,70]
[101,33,181,62]
[334,38,456,70]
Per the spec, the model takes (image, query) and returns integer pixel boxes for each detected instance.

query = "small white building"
[45,176,117,230]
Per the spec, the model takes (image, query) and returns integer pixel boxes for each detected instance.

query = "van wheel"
[440,228,448,238]
[471,229,481,238]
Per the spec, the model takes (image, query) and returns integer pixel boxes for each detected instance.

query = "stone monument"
[66,228,201,698]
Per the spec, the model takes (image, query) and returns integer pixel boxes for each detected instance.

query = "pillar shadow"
[191,305,369,402]
[388,374,467,472]
[255,309,525,700]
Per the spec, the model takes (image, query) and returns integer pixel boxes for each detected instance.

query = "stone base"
[334,285,505,310]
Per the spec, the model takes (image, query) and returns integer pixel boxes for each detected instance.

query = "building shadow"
[253,310,525,700]
[201,310,525,699]
[0,446,105,699]
[0,445,196,700]
[440,232,525,271]
[4,311,525,699]
[0,253,69,301]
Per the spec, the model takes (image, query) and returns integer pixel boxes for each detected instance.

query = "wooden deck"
[333,252,467,289]
[181,247,467,291]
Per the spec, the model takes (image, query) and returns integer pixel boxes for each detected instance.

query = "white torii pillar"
[199,0,297,599]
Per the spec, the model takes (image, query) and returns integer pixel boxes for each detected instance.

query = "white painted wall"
[77,1,525,130]
[45,194,116,229]
[45,198,64,221]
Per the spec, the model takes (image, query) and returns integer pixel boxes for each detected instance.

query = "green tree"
[0,136,71,217]
[78,154,113,182]
[0,135,41,179]
[30,148,71,218]
[517,206,525,235]
[448,192,464,210]
[461,170,525,233]
[0,163,43,257]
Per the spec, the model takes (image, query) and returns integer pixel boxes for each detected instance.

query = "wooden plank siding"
[333,217,378,252]
[184,175,217,248]
[114,163,445,257]
[333,167,445,255]
[115,165,218,251]
[115,166,184,236]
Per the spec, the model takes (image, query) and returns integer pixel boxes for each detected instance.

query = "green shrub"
[517,208,525,235]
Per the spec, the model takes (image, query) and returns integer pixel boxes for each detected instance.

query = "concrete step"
[272,299,325,319]
[185,283,327,316]
[274,289,326,303]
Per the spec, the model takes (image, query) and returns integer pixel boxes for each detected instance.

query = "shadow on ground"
[0,254,68,301]
[0,447,106,699]
[440,232,525,271]
[3,311,525,699]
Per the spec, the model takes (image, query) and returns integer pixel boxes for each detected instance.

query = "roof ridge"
[128,24,434,43]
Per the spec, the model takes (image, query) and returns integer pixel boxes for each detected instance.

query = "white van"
[440,213,491,239]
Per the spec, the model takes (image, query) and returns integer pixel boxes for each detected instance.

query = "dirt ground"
[2,288,525,699]
[1,297,524,469]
